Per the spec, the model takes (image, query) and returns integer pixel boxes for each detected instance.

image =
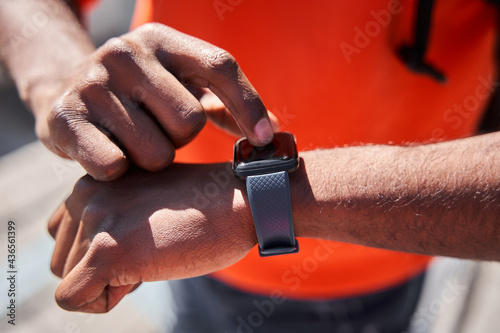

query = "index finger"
[139,23,274,146]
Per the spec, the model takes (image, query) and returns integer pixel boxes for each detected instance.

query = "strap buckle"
[258,239,299,257]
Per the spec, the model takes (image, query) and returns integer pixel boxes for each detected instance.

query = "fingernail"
[254,118,274,144]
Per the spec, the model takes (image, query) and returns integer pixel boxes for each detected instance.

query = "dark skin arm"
[48,131,500,313]
[0,0,275,181]
[4,0,500,315]
[294,133,500,260]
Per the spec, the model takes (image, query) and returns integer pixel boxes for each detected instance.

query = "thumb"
[55,256,135,313]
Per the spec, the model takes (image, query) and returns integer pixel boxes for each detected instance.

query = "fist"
[47,163,257,312]
[37,23,274,181]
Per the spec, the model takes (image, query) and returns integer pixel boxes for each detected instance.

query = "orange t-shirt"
[102,0,497,299]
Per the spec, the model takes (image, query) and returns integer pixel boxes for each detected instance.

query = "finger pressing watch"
[232,132,299,257]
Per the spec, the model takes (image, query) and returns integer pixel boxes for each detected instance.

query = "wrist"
[0,0,95,117]
[231,180,259,248]
[289,153,321,239]
[194,162,258,253]
[289,150,345,241]
[21,51,92,118]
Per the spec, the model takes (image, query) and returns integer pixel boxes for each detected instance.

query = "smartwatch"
[232,132,299,257]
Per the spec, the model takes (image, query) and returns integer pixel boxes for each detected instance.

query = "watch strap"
[246,171,299,257]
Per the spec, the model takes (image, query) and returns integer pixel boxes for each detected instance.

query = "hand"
[35,23,275,181]
[47,164,256,313]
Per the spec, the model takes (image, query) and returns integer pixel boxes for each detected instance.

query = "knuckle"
[136,22,166,35]
[80,202,109,237]
[48,97,86,133]
[103,37,136,56]
[180,103,207,127]
[79,81,107,104]
[185,111,207,137]
[98,37,141,66]
[81,201,106,227]
[132,23,172,51]
[47,74,107,137]
[202,49,238,76]
[80,196,121,238]
[168,104,207,147]
[87,231,121,270]
[91,232,118,254]
[73,175,98,198]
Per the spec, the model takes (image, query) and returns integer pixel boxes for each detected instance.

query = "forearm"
[292,132,500,260]
[0,0,94,114]
[47,132,500,311]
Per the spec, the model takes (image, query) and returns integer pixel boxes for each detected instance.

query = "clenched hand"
[48,163,257,313]
[36,23,274,181]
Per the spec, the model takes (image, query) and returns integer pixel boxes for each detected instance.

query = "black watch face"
[233,132,298,177]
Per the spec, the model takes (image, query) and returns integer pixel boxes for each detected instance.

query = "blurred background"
[0,1,173,332]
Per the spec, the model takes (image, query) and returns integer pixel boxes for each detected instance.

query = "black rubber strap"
[246,171,299,257]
